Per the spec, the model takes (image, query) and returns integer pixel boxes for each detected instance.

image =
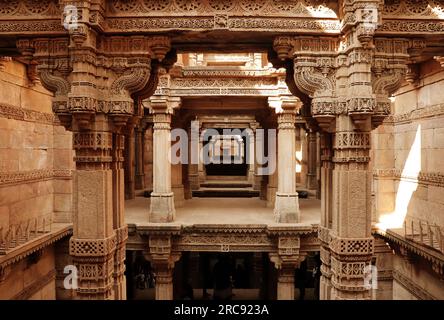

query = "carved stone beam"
[371,38,410,129]
[16,38,72,128]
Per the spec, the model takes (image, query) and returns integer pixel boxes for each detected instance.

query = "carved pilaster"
[145,235,181,300]
[269,236,303,300]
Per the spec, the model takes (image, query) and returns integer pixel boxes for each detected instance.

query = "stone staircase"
[193,179,260,198]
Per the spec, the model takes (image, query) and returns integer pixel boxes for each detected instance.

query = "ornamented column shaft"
[319,132,333,300]
[112,132,127,300]
[150,112,175,222]
[188,121,200,191]
[148,96,180,222]
[125,124,136,200]
[135,126,146,190]
[70,122,116,300]
[253,125,262,191]
[271,96,301,223]
[307,129,318,190]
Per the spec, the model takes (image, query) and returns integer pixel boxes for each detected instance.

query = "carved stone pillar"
[198,133,206,183]
[145,236,181,300]
[70,124,116,300]
[319,133,333,300]
[149,97,180,222]
[269,236,303,300]
[18,29,174,300]
[271,96,301,223]
[300,126,308,188]
[188,121,200,191]
[307,129,318,190]
[273,11,409,297]
[144,124,154,192]
[125,124,136,200]
[135,126,145,190]
[172,155,185,207]
[112,132,127,300]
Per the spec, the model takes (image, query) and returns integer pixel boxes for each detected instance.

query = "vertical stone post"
[112,131,127,300]
[300,126,308,188]
[198,131,206,183]
[149,97,180,222]
[144,124,154,192]
[172,154,185,207]
[271,96,301,223]
[253,125,264,193]
[188,121,200,191]
[70,119,116,300]
[145,235,181,300]
[135,126,146,190]
[269,235,302,300]
[124,123,136,200]
[307,128,318,190]
[319,133,333,300]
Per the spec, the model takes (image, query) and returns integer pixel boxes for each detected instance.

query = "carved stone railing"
[0,214,52,254]
[404,217,444,254]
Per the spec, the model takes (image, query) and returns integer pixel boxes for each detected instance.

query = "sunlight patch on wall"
[377,124,421,231]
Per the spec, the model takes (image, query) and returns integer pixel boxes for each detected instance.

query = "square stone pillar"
[269,236,302,300]
[149,112,175,222]
[272,97,301,223]
[135,127,145,190]
[70,123,117,300]
[143,125,153,192]
[307,129,318,190]
[188,123,200,191]
[124,125,136,200]
[145,235,181,300]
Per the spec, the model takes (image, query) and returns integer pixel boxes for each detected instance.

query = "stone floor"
[125,196,321,226]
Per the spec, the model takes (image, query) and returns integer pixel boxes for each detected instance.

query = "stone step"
[200,181,253,188]
[192,188,260,198]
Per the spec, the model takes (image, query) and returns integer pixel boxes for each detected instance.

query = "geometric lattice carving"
[330,238,374,256]
[69,236,116,257]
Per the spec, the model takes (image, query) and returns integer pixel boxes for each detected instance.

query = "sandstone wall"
[373,59,444,226]
[372,59,444,300]
[0,58,73,299]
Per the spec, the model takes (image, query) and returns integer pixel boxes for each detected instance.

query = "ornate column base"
[149,192,175,222]
[69,236,116,300]
[329,237,374,300]
[274,192,300,223]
